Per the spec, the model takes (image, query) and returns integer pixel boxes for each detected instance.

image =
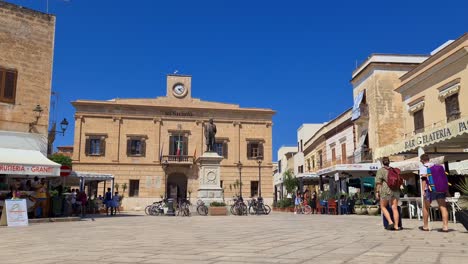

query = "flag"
[159,142,164,162]
[176,141,181,156]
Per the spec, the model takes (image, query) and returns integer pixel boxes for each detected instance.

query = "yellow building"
[376,33,468,173]
[72,74,275,209]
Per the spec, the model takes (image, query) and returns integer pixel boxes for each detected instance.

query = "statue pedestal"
[197,152,224,203]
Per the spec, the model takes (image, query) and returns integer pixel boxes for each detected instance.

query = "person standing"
[112,192,120,215]
[419,154,450,232]
[375,157,402,230]
[34,178,48,218]
[311,191,317,214]
[104,188,113,216]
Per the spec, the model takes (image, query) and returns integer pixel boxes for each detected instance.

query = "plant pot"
[367,206,379,215]
[209,206,228,216]
[355,206,368,215]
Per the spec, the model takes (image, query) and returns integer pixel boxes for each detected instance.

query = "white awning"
[70,171,114,181]
[0,148,60,176]
[448,160,468,175]
[391,156,445,173]
[296,173,319,179]
[317,163,381,178]
[351,90,365,121]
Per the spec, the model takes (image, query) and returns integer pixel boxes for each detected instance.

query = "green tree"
[49,153,72,166]
[283,169,298,196]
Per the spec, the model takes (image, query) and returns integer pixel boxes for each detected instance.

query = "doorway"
[167,173,188,201]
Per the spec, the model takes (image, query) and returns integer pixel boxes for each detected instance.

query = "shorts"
[424,190,446,202]
[380,192,400,201]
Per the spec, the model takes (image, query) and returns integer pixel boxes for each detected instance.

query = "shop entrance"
[167,173,188,201]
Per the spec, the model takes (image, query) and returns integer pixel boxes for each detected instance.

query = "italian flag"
[176,141,181,156]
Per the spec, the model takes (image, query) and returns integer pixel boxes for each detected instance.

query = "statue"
[204,119,217,152]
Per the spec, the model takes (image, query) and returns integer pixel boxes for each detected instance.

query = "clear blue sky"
[7,0,468,160]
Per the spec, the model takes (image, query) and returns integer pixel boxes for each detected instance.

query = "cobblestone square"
[1,212,467,264]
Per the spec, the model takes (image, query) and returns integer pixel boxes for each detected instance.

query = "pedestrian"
[375,157,402,231]
[311,191,317,214]
[294,191,302,214]
[70,188,77,215]
[112,191,120,215]
[104,188,113,216]
[419,154,450,232]
[76,189,87,217]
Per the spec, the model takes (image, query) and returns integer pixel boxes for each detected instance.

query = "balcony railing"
[161,155,194,164]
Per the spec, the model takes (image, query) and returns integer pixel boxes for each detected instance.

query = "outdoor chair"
[316,200,325,214]
[327,199,337,215]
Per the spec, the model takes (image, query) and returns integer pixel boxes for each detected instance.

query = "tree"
[283,169,298,196]
[49,153,72,166]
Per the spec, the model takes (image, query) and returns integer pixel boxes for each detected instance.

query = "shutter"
[223,142,228,159]
[247,143,252,159]
[85,138,90,155]
[169,136,174,155]
[100,138,106,156]
[259,143,264,158]
[183,136,188,156]
[141,139,146,157]
[127,139,131,156]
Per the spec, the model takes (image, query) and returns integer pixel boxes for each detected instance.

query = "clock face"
[173,84,186,96]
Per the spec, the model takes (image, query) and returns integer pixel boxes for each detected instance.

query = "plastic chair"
[327,199,337,215]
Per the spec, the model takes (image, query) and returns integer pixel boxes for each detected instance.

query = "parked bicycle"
[248,197,271,215]
[177,198,191,217]
[145,200,166,216]
[230,196,247,216]
[295,202,312,215]
[196,199,208,216]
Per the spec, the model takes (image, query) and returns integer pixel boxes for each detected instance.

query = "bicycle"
[230,196,247,216]
[196,199,208,216]
[176,199,191,217]
[295,202,312,215]
[248,197,271,215]
[145,200,165,216]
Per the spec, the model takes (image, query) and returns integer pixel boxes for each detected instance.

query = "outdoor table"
[400,196,459,223]
[446,197,460,224]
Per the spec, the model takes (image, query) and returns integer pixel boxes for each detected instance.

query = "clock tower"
[166,74,192,99]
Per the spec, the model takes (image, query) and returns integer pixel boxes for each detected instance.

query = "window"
[307,159,311,171]
[0,68,17,104]
[250,181,259,197]
[247,141,264,159]
[278,160,282,173]
[129,180,139,197]
[215,141,228,158]
[127,137,146,157]
[318,151,323,168]
[298,165,304,173]
[85,136,106,156]
[300,140,303,152]
[220,181,223,188]
[341,143,347,163]
[445,93,460,122]
[169,135,188,156]
[413,109,425,133]
[331,148,336,162]
[312,156,315,170]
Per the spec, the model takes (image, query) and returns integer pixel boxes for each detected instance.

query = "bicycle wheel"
[230,205,237,215]
[240,203,248,215]
[304,205,311,215]
[248,205,256,215]
[263,205,272,215]
[145,205,151,215]
[197,205,208,216]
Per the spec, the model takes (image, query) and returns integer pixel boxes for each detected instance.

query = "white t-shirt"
[419,162,434,175]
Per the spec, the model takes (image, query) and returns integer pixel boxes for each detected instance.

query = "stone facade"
[72,74,275,209]
[0,2,55,135]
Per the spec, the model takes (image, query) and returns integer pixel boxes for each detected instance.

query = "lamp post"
[162,160,175,216]
[257,156,263,214]
[236,161,243,199]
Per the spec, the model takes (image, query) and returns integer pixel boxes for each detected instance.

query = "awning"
[351,90,365,121]
[317,163,381,178]
[375,116,468,159]
[357,129,368,149]
[296,173,319,179]
[362,177,375,188]
[448,160,468,175]
[0,148,60,176]
[70,171,114,181]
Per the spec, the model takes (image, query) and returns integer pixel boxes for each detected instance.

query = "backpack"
[385,167,403,190]
[427,164,448,193]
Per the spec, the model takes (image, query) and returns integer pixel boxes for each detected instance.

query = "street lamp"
[236,161,243,199]
[162,160,175,216]
[257,155,263,215]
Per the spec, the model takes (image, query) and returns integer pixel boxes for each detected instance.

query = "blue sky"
[7,0,468,160]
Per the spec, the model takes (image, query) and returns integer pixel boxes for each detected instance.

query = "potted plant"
[367,205,380,215]
[209,201,227,216]
[122,183,127,196]
[355,205,368,215]
[455,178,468,231]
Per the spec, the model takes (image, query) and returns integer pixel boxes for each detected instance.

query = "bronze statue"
[204,119,217,152]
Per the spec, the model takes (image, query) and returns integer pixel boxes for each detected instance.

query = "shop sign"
[5,199,29,227]
[404,118,468,151]
[164,111,193,117]
[0,164,55,175]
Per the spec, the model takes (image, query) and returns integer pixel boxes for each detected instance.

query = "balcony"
[161,155,194,165]
[354,149,373,163]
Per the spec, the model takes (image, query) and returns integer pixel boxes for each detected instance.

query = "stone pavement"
[0,212,467,264]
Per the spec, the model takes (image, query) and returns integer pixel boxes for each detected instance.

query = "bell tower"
[166,74,192,100]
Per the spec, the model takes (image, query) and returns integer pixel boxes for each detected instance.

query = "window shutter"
[100,138,106,156]
[247,143,252,159]
[169,136,174,155]
[183,136,188,156]
[141,139,146,157]
[223,142,228,159]
[259,143,264,158]
[127,139,131,156]
[85,138,90,156]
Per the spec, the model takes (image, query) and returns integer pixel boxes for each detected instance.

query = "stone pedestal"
[197,152,223,203]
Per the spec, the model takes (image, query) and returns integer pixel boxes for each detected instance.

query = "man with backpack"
[419,154,450,232]
[375,157,403,230]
